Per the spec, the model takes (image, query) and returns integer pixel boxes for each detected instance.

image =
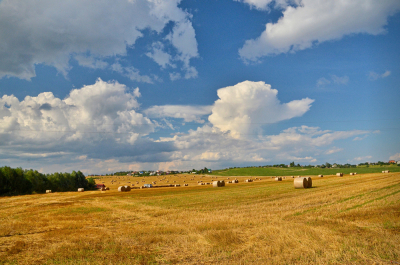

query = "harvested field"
[0,172,399,264]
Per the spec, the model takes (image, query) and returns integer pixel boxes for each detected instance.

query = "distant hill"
[210,165,400,176]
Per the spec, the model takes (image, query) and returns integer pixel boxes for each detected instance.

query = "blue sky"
[0,0,399,174]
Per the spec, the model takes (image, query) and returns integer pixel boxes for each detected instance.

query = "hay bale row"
[382,170,390,173]
[336,173,343,177]
[174,184,180,187]
[245,179,253,182]
[232,179,239,183]
[46,190,52,193]
[212,180,225,187]
[77,188,84,192]
[118,186,131,192]
[184,184,188,186]
[198,183,205,186]
[349,172,357,175]
[294,177,312,189]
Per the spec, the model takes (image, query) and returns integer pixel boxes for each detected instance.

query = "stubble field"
[0,172,399,264]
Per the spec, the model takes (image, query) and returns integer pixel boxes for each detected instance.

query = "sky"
[0,0,399,174]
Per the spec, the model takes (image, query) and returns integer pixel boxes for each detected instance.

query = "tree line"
[0,166,96,196]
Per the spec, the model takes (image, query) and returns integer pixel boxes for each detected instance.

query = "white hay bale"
[175,184,180,187]
[291,176,294,178]
[220,180,225,187]
[318,175,323,177]
[100,187,107,191]
[382,171,385,173]
[350,173,354,175]
[46,190,52,193]
[77,188,84,192]
[294,178,308,189]
[124,185,131,191]
[336,173,343,177]
[184,184,188,186]
[232,179,239,183]
[275,177,282,181]
[213,181,220,187]
[118,186,126,192]
[245,179,253,182]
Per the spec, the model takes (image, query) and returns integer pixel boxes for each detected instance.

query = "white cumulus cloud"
[239,0,400,61]
[208,81,314,138]
[0,0,198,80]
[144,105,212,123]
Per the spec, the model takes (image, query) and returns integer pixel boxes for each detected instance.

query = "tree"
[290,161,295,167]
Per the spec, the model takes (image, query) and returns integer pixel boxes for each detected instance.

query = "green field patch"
[341,189,400,213]
[211,165,400,176]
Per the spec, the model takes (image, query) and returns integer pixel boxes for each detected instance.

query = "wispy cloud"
[368,70,391,80]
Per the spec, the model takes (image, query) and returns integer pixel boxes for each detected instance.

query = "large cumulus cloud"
[238,0,400,61]
[0,0,198,80]
[208,81,314,138]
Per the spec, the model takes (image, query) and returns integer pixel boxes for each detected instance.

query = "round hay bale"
[118,186,126,192]
[213,181,220,187]
[184,184,188,186]
[275,177,282,181]
[46,190,52,193]
[78,188,84,192]
[336,173,343,177]
[232,179,239,183]
[124,185,131,191]
[175,184,180,187]
[294,178,308,189]
[306,177,312,188]
[291,176,294,178]
[220,180,225,187]
[318,174,323,177]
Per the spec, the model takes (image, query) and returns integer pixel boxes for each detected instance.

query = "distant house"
[95,184,106,189]
[389,160,396,164]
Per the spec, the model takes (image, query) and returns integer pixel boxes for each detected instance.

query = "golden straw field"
[1,172,399,264]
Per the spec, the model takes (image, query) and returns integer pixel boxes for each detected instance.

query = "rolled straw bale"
[318,175,323,177]
[232,179,239,183]
[213,181,220,187]
[291,176,294,178]
[220,180,225,187]
[336,173,343,177]
[100,187,107,191]
[184,184,188,186]
[118,186,126,192]
[175,184,180,187]
[228,181,232,183]
[350,173,354,176]
[105,187,110,190]
[294,177,308,189]
[306,177,312,188]
[382,171,385,173]
[46,190,52,193]
[124,186,131,191]
[386,170,390,173]
[275,177,282,181]
[78,188,84,192]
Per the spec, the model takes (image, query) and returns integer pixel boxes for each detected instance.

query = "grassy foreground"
[0,172,399,264]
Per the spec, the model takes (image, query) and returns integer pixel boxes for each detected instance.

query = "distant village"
[88,160,399,177]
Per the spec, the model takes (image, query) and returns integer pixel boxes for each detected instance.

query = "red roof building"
[95,184,106,189]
